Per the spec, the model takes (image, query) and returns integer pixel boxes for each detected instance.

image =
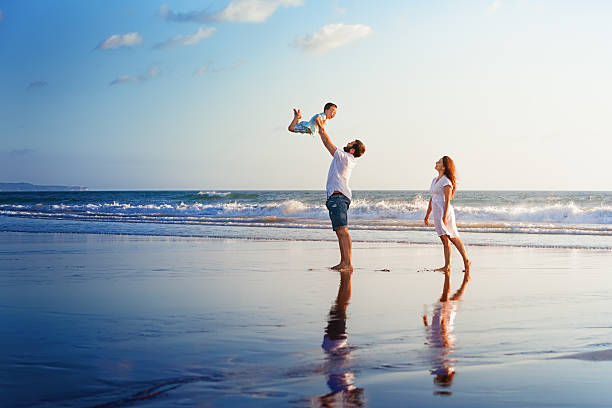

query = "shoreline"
[1,229,611,252]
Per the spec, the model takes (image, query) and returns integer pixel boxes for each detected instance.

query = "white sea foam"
[2,196,612,238]
[455,202,612,224]
[198,191,231,197]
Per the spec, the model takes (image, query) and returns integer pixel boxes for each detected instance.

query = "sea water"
[2,190,612,407]
[1,190,610,249]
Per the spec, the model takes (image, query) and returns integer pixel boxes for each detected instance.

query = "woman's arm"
[442,185,452,225]
[424,197,432,225]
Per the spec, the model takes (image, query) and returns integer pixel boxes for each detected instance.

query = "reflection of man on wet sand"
[318,271,364,407]
[422,271,470,395]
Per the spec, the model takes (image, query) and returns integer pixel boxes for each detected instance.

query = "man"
[317,113,365,272]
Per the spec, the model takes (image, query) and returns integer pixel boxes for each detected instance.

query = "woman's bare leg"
[449,237,471,274]
[434,235,451,273]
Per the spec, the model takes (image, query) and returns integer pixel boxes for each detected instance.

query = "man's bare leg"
[347,230,352,266]
[449,236,471,274]
[288,108,301,132]
[434,235,451,273]
[331,228,345,269]
[331,227,353,271]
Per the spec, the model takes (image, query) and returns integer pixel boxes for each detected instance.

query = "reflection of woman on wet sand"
[318,271,364,407]
[422,271,470,394]
[424,156,471,274]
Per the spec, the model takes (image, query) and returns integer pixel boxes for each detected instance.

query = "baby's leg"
[288,108,302,132]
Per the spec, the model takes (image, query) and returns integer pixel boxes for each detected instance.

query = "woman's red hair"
[442,156,457,198]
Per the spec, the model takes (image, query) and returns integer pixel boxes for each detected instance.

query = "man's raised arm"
[319,127,337,157]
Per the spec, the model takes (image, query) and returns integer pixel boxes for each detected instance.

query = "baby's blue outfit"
[294,112,326,135]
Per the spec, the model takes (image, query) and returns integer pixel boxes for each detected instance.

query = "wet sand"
[1,231,612,407]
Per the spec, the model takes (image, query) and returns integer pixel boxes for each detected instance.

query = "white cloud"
[97,32,143,50]
[155,27,216,50]
[217,0,302,22]
[110,66,159,86]
[486,0,502,15]
[159,0,302,24]
[294,23,372,55]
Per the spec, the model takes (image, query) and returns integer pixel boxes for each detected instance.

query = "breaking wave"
[1,197,611,236]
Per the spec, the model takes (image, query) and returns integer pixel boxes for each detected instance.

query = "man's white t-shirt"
[326,148,357,200]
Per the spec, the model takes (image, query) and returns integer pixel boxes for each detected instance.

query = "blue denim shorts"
[326,193,351,231]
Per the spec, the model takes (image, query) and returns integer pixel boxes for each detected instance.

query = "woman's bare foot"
[434,266,450,273]
[463,259,471,273]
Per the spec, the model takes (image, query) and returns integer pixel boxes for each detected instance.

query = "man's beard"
[343,146,351,153]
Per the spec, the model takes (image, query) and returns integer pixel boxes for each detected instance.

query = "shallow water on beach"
[2,232,612,407]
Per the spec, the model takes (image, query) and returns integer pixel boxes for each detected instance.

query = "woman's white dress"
[426,300,457,377]
[430,175,459,238]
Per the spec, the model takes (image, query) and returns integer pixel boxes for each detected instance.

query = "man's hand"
[314,115,324,129]
[424,216,430,226]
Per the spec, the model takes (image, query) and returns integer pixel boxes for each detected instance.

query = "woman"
[424,156,471,273]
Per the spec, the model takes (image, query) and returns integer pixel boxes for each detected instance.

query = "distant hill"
[0,183,88,192]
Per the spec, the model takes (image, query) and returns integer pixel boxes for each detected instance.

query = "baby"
[288,102,337,136]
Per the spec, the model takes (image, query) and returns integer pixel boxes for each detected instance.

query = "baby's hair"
[324,102,337,111]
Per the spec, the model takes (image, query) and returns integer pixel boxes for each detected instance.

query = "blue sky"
[1,0,611,190]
